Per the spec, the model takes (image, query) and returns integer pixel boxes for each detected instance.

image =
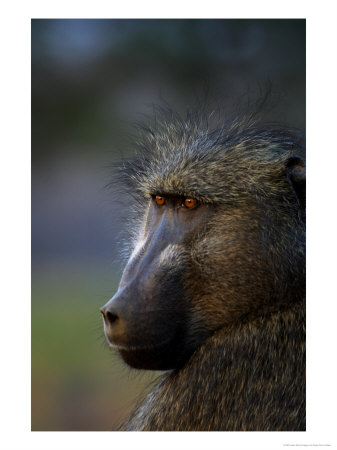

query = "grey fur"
[107,105,305,431]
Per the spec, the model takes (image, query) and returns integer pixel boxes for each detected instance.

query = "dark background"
[31,18,305,430]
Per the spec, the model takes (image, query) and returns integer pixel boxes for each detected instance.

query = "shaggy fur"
[108,105,305,431]
[123,300,305,431]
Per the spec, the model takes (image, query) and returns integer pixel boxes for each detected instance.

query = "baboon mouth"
[110,336,173,352]
[113,336,187,370]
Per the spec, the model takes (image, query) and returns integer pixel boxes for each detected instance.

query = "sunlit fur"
[109,102,305,431]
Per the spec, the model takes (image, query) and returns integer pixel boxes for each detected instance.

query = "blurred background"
[31,19,305,431]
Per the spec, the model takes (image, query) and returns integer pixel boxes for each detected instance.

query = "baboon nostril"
[100,308,119,325]
[106,311,119,324]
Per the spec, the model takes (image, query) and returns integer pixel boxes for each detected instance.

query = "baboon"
[100,104,306,431]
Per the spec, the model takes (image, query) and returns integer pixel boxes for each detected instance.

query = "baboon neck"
[218,297,305,346]
[123,297,305,431]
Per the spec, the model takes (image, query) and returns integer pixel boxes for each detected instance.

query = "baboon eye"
[184,198,197,209]
[155,195,165,206]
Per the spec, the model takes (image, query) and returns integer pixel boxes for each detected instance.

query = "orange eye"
[155,195,165,206]
[184,197,197,209]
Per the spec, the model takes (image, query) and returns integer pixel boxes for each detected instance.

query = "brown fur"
[104,105,305,431]
[123,300,305,431]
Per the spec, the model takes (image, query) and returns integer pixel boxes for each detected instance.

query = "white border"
[1,1,337,449]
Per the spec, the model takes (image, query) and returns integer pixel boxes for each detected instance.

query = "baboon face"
[100,194,213,370]
[100,190,289,371]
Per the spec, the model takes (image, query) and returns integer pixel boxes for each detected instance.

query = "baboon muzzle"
[100,207,190,369]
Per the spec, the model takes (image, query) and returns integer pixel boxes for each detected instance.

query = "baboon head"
[101,108,306,370]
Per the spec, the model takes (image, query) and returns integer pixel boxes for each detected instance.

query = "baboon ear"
[286,156,306,214]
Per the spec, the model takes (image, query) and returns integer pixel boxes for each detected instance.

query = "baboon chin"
[101,105,305,431]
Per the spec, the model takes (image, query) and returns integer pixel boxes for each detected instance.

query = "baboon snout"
[100,295,127,346]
